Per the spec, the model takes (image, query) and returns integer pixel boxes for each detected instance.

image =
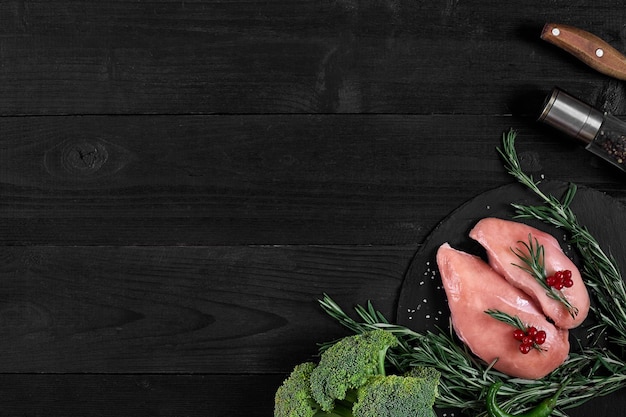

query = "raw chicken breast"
[437,243,570,379]
[469,217,589,329]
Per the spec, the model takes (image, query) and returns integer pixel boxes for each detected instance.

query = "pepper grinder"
[538,87,626,172]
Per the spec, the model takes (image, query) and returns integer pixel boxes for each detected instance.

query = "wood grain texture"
[0,244,413,373]
[2,114,625,245]
[2,1,626,416]
[0,374,284,416]
[1,1,626,115]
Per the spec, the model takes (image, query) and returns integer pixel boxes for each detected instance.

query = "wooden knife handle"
[541,22,626,80]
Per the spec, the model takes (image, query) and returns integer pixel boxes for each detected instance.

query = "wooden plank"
[0,244,413,373]
[0,374,285,417]
[2,114,625,245]
[1,1,625,115]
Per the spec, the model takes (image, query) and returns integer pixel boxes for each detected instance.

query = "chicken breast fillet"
[437,243,570,379]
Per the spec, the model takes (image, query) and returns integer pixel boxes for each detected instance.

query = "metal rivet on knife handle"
[541,22,626,81]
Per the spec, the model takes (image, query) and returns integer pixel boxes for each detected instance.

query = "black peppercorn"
[539,87,626,173]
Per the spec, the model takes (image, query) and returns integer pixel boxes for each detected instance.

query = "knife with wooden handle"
[541,22,626,80]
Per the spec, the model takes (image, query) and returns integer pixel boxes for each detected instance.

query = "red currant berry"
[526,326,538,338]
[513,329,525,341]
[554,271,564,280]
[564,278,574,288]
[534,330,547,345]
[563,270,572,279]
[519,343,532,354]
[546,275,556,287]
[554,282,564,290]
[521,336,532,346]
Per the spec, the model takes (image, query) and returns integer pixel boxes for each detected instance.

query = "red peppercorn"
[513,329,525,341]
[534,330,547,345]
[546,269,573,290]
[512,324,549,353]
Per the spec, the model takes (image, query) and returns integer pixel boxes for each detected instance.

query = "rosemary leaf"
[485,309,526,331]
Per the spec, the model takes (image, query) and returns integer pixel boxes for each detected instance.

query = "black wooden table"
[1,2,625,416]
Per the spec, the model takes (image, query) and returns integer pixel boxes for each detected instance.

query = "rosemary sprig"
[511,234,547,281]
[485,309,528,331]
[485,309,547,353]
[498,129,626,345]
[510,233,578,318]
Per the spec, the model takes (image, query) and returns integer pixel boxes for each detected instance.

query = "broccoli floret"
[274,330,440,417]
[310,329,399,412]
[404,365,441,393]
[274,362,322,417]
[274,362,355,417]
[352,372,440,417]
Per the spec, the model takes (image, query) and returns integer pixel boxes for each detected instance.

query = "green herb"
[511,234,547,282]
[485,309,527,331]
[510,233,578,318]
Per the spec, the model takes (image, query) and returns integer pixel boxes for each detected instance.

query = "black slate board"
[396,180,626,417]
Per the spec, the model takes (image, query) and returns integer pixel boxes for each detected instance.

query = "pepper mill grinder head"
[538,87,604,144]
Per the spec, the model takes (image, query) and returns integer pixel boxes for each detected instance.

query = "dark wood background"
[1,1,626,415]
